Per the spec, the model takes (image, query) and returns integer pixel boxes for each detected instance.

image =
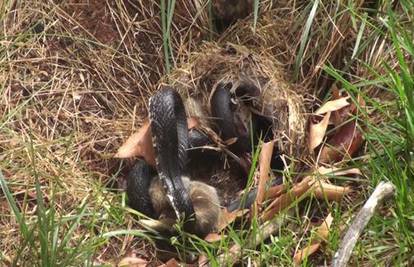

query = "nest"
[160,43,309,164]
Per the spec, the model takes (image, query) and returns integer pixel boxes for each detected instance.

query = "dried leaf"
[204,233,223,242]
[309,112,331,150]
[115,121,156,166]
[332,104,353,127]
[313,182,353,201]
[264,184,284,201]
[261,176,315,222]
[319,121,363,163]
[316,213,334,239]
[218,208,249,231]
[255,141,275,207]
[198,255,209,267]
[293,214,333,265]
[118,256,148,267]
[293,243,320,265]
[115,118,200,166]
[332,93,365,127]
[315,97,350,115]
[332,86,342,99]
[317,166,362,176]
[159,258,180,267]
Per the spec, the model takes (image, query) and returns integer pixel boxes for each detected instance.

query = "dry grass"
[1,0,411,265]
[1,0,173,263]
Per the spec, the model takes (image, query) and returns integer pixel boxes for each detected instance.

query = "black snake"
[127,85,260,234]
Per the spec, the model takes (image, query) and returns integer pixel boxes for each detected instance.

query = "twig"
[332,181,396,267]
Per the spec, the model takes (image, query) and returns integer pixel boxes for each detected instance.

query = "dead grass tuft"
[0,0,208,262]
[0,0,404,265]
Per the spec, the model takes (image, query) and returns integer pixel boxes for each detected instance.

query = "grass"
[1,0,413,266]
[322,2,414,264]
[160,0,176,74]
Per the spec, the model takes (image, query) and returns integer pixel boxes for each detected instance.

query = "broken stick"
[332,181,395,267]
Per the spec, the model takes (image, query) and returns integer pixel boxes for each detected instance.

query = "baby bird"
[149,176,221,237]
[127,161,221,237]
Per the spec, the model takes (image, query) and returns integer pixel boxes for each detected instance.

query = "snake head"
[149,87,196,224]
[211,82,253,154]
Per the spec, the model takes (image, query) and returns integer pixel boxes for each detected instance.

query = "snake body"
[128,87,223,236]
[148,87,195,222]
[127,84,261,236]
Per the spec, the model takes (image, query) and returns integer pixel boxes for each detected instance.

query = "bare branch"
[332,181,396,267]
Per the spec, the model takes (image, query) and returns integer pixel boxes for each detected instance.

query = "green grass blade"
[294,0,319,81]
[253,0,260,33]
[0,171,30,240]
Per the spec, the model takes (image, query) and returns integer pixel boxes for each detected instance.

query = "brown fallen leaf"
[118,256,148,267]
[293,213,333,265]
[309,112,331,151]
[158,258,180,267]
[264,184,285,201]
[261,176,315,222]
[115,118,200,166]
[218,208,249,231]
[332,103,353,127]
[331,91,365,127]
[317,166,362,176]
[315,97,350,115]
[204,233,224,243]
[293,243,320,266]
[198,254,209,267]
[255,141,275,208]
[114,121,156,166]
[319,121,363,164]
[313,182,353,202]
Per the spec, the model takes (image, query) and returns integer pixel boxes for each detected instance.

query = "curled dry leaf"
[293,213,334,265]
[255,141,275,208]
[313,182,353,202]
[315,97,350,115]
[115,118,200,166]
[261,176,315,222]
[309,112,331,151]
[319,121,363,164]
[118,256,148,267]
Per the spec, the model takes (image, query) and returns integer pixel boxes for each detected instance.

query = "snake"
[148,87,195,223]
[127,85,261,234]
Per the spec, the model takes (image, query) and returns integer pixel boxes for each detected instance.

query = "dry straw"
[161,42,308,160]
[0,0,386,262]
